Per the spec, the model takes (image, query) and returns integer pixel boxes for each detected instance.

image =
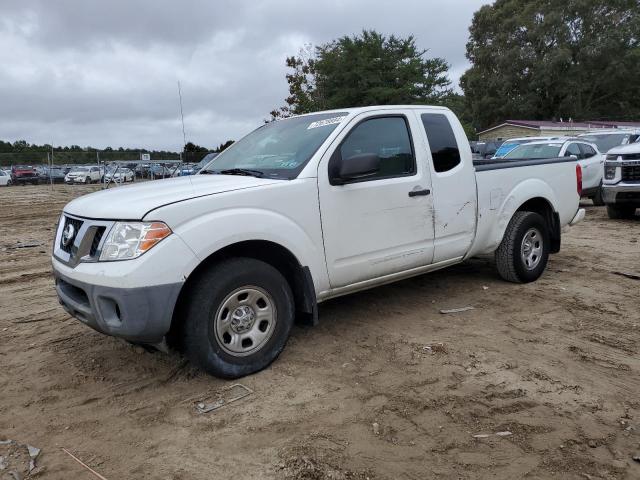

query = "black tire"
[495,211,550,283]
[181,257,294,378]
[592,185,605,206]
[606,204,636,219]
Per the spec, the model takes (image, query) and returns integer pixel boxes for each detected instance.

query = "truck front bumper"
[602,183,640,205]
[53,267,182,343]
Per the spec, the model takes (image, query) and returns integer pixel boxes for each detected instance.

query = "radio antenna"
[177,80,187,151]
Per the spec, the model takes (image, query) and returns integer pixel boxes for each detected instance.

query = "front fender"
[163,207,328,292]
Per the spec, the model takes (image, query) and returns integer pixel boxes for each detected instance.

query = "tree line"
[270,0,640,135]
[0,139,234,167]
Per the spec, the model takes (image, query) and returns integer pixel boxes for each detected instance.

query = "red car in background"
[11,165,40,185]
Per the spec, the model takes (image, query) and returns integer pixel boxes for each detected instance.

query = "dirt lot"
[0,184,639,479]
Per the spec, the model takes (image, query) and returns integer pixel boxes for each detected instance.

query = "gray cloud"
[0,0,490,150]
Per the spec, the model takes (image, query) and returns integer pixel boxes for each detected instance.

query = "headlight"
[99,221,172,261]
[604,164,617,180]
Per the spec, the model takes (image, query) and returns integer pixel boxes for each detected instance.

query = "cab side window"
[420,113,461,173]
[565,143,582,158]
[579,144,597,158]
[337,116,415,181]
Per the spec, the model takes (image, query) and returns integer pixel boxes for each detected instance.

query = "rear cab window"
[420,113,461,172]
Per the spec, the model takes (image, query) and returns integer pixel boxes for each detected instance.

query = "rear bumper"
[53,266,182,343]
[569,208,586,226]
[602,183,640,205]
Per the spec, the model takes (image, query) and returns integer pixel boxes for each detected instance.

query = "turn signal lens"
[99,221,172,261]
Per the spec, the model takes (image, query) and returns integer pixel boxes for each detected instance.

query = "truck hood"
[607,142,640,156]
[64,174,283,220]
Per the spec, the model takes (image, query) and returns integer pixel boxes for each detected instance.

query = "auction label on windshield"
[307,116,347,129]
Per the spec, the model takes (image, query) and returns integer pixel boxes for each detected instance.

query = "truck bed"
[468,156,580,257]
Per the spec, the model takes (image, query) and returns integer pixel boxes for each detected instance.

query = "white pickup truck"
[52,106,585,378]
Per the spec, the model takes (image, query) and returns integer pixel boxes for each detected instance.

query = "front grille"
[60,216,84,253]
[622,166,640,182]
[622,153,640,161]
[90,227,106,257]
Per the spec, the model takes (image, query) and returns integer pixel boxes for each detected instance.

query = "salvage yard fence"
[0,150,212,189]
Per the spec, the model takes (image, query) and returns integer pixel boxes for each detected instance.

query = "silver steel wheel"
[521,227,543,270]
[214,286,276,357]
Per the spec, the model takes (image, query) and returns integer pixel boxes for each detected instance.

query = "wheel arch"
[515,197,561,253]
[169,240,318,344]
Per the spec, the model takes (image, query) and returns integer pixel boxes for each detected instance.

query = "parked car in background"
[11,165,40,185]
[602,142,640,219]
[0,169,12,186]
[492,136,566,159]
[194,153,219,173]
[473,140,502,159]
[578,129,640,154]
[104,167,134,183]
[150,163,174,179]
[52,105,584,378]
[135,163,151,178]
[503,139,604,204]
[65,166,101,184]
[39,166,67,183]
[174,163,200,176]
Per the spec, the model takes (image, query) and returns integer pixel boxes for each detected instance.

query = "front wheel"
[181,257,294,378]
[495,211,550,283]
[607,204,636,219]
[592,185,605,206]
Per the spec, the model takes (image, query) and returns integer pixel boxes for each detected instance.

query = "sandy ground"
[0,183,639,480]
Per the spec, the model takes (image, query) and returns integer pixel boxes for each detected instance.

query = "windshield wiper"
[218,168,264,178]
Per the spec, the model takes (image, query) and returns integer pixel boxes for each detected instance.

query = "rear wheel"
[495,211,550,283]
[181,257,294,378]
[607,204,636,219]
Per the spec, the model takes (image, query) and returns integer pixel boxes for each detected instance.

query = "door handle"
[408,188,431,197]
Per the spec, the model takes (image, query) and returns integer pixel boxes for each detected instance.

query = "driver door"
[317,112,435,289]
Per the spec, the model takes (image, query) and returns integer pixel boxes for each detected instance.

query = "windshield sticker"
[307,116,347,129]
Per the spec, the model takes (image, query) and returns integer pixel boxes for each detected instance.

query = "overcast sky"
[0,0,491,151]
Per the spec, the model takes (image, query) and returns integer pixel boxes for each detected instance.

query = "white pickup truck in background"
[52,106,585,378]
[603,142,640,219]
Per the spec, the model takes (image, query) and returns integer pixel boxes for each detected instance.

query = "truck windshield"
[201,112,348,179]
[579,134,632,153]
[504,143,562,160]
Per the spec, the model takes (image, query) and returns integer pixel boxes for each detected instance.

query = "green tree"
[215,140,235,152]
[461,0,640,130]
[271,30,453,119]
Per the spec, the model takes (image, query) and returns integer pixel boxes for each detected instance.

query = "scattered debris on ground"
[611,271,640,281]
[194,383,253,414]
[62,448,109,480]
[0,439,41,478]
[439,306,475,314]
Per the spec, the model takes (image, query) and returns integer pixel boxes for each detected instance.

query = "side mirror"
[330,153,380,184]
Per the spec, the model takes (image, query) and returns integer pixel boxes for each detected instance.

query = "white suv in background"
[65,166,101,184]
[503,139,604,204]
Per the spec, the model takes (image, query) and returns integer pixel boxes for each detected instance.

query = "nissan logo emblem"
[62,223,76,247]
